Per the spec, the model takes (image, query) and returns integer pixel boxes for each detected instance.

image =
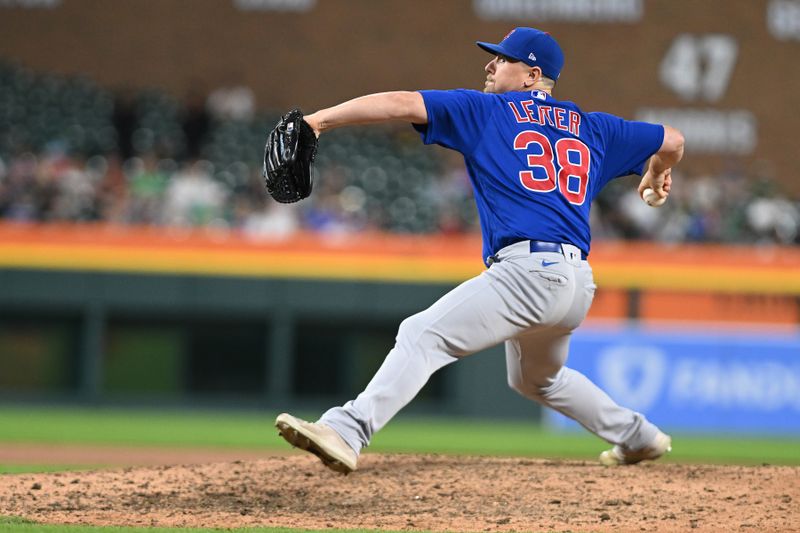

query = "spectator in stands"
[127,153,169,225]
[243,202,299,239]
[163,160,226,227]
[205,72,255,122]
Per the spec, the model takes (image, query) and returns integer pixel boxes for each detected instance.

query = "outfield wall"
[0,223,798,429]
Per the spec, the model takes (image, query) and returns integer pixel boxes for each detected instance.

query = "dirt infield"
[1,451,798,533]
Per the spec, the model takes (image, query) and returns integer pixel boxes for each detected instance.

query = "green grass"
[0,406,799,470]
[0,407,274,448]
[0,517,419,533]
[0,465,90,474]
[0,517,409,533]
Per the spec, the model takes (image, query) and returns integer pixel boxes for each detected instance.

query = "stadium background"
[0,0,799,444]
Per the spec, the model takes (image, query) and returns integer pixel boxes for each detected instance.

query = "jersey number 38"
[513,131,591,206]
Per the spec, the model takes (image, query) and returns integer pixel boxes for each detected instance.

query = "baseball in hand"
[642,187,667,207]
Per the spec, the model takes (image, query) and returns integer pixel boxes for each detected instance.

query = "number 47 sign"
[659,34,739,103]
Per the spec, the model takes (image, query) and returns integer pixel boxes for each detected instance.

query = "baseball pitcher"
[269,27,684,473]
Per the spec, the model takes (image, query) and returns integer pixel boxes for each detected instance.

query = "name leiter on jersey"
[507,100,581,137]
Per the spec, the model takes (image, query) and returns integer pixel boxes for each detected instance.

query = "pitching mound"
[1,454,798,532]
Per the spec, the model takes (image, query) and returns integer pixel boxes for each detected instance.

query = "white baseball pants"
[320,240,660,455]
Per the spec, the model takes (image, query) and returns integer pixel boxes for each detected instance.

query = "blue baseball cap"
[476,27,565,81]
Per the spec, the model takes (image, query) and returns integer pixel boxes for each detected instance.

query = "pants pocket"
[532,270,569,287]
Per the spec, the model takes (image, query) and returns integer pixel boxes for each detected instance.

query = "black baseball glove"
[262,108,318,203]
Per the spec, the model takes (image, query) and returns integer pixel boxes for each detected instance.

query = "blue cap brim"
[476,41,512,59]
[476,41,534,67]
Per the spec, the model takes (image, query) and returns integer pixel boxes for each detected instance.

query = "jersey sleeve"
[590,112,665,180]
[412,89,496,154]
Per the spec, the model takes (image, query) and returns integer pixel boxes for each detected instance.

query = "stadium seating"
[0,62,796,243]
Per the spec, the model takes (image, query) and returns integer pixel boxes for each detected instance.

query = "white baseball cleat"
[599,431,672,466]
[275,413,358,474]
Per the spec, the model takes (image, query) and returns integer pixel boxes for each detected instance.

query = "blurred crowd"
[591,163,800,245]
[1,62,798,245]
[2,147,799,245]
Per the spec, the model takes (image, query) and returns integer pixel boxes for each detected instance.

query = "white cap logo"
[528,52,537,61]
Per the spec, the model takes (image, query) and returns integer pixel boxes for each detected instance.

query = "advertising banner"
[549,324,800,434]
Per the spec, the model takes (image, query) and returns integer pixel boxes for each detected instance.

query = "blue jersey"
[413,89,664,264]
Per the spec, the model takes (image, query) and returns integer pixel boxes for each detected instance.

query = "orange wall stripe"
[0,223,798,293]
[596,265,800,294]
[0,243,481,283]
